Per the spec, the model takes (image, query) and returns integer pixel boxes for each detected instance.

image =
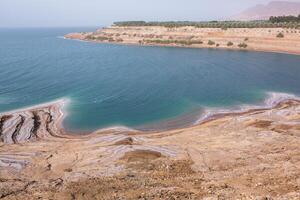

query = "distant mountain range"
[231,1,300,21]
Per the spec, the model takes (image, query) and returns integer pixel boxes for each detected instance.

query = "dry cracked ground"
[0,100,300,199]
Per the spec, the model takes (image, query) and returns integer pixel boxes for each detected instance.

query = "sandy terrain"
[1,96,300,199]
[65,26,300,55]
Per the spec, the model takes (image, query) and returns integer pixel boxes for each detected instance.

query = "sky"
[0,0,297,27]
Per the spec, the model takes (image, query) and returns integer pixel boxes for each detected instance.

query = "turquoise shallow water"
[0,28,300,132]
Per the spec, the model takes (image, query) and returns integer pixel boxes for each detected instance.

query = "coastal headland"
[65,24,300,55]
[1,95,300,199]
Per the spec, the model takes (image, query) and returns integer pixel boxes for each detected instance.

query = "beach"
[65,26,300,55]
[1,94,300,199]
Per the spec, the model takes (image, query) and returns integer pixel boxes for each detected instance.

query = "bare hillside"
[232,1,300,21]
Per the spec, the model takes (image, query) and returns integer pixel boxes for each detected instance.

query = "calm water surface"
[0,28,300,132]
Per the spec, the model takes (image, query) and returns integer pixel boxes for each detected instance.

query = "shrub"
[277,32,284,38]
[208,40,215,45]
[216,43,220,47]
[238,43,248,48]
[227,41,234,46]
[86,35,96,40]
[143,39,203,46]
[97,36,110,41]
[191,40,203,44]
[244,37,249,41]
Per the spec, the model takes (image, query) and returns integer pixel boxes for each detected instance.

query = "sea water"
[1,28,300,132]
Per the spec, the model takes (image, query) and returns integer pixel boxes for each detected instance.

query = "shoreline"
[1,92,299,138]
[0,98,70,116]
[64,36,300,56]
[1,93,300,199]
[194,92,300,125]
[136,92,300,133]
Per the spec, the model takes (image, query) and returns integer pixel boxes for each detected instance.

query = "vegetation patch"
[85,35,96,40]
[85,35,115,42]
[270,15,300,23]
[277,32,284,38]
[144,39,203,46]
[114,15,300,29]
[208,40,215,45]
[238,43,248,48]
[116,38,124,42]
[227,41,234,46]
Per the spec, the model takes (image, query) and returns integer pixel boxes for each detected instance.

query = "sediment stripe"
[11,115,25,144]
[29,111,41,140]
[0,115,12,142]
[0,100,67,144]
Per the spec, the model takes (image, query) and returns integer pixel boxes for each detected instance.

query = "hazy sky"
[0,0,296,27]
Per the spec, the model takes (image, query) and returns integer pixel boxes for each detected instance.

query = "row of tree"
[269,15,300,23]
[113,16,300,29]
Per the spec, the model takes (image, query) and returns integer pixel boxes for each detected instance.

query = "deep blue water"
[0,28,300,132]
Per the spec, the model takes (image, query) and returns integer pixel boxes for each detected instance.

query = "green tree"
[276,33,284,38]
[227,41,234,46]
[238,43,248,48]
[208,40,215,45]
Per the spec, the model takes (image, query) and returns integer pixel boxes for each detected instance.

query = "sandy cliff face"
[65,26,300,55]
[231,1,300,21]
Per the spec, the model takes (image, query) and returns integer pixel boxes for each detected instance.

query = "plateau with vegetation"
[65,15,300,55]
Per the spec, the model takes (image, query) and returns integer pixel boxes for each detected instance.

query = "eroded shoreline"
[1,92,300,199]
[1,92,299,140]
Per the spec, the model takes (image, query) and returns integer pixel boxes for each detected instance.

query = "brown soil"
[247,120,273,128]
[1,99,300,199]
[113,137,134,145]
[121,150,163,163]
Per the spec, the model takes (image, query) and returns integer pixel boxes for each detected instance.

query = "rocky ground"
[65,26,300,55]
[0,99,300,199]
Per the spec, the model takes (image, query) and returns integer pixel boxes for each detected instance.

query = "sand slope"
[65,26,300,55]
[1,98,300,199]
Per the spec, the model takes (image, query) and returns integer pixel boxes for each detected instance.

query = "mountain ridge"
[231,1,300,21]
